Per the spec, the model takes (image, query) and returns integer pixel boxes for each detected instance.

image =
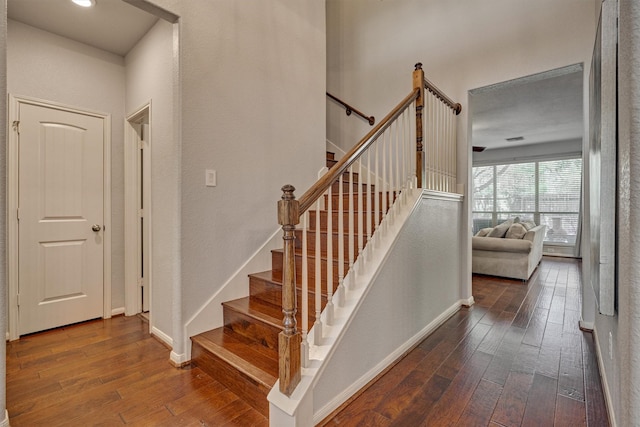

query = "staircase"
[190,151,383,416]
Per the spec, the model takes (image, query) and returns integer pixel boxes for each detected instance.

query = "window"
[472,158,582,246]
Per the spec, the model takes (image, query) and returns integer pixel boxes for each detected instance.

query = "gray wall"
[124,18,175,343]
[138,0,327,357]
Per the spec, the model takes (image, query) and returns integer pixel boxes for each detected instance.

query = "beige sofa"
[472,224,546,280]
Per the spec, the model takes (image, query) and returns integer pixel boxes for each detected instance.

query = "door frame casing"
[124,102,152,320]
[7,95,112,340]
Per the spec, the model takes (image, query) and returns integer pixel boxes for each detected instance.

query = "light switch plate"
[206,169,216,187]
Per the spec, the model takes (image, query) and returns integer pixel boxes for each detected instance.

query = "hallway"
[325,257,608,426]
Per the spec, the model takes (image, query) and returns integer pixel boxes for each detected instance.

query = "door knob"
[92,224,102,232]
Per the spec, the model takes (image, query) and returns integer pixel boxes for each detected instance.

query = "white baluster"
[301,212,309,367]
[382,130,388,233]
[357,155,364,269]
[326,183,334,325]
[337,174,345,307]
[314,199,323,345]
[374,139,380,241]
[348,167,355,288]
[366,150,372,258]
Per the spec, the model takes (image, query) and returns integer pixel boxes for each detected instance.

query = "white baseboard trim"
[313,299,463,424]
[461,296,475,307]
[579,319,594,331]
[592,327,617,427]
[0,410,9,427]
[151,326,173,348]
[111,307,125,316]
[170,350,189,366]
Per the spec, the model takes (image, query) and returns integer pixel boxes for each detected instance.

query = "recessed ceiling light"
[72,0,96,7]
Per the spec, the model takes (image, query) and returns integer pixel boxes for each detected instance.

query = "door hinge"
[138,209,144,218]
[16,292,20,307]
[16,208,20,221]
[12,121,19,135]
[138,139,144,150]
[138,278,144,287]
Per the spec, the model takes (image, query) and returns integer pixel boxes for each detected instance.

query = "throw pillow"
[520,220,537,231]
[475,228,492,237]
[487,219,513,238]
[506,223,527,239]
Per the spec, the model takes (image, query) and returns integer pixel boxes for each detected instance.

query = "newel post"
[277,185,301,396]
[413,63,425,188]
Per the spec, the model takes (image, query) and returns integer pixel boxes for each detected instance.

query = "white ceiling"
[470,65,584,151]
[8,0,159,56]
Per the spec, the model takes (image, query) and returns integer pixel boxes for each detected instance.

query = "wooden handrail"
[415,62,462,115]
[327,92,376,126]
[301,88,420,214]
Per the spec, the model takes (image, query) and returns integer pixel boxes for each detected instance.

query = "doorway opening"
[125,104,151,320]
[468,64,585,258]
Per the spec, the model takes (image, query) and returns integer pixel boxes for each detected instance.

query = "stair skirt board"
[185,227,283,359]
[313,299,465,424]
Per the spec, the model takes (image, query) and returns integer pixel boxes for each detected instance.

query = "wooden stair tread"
[223,297,283,329]
[191,328,278,386]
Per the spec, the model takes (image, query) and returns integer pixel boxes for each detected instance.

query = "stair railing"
[277,64,462,396]
[414,62,462,191]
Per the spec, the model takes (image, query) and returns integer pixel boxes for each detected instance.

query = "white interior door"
[18,102,105,335]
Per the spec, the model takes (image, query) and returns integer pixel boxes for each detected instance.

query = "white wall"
[125,19,175,343]
[141,0,327,357]
[313,194,463,416]
[327,0,597,307]
[7,20,127,310]
[594,0,640,425]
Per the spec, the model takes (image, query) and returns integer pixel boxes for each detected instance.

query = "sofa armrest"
[472,236,532,254]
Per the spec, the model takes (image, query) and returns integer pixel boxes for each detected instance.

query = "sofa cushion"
[472,236,533,253]
[487,219,513,238]
[520,220,537,230]
[475,227,493,237]
[506,223,527,239]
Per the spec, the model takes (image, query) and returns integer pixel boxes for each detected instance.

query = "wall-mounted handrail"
[415,62,462,115]
[302,89,418,214]
[327,92,376,126]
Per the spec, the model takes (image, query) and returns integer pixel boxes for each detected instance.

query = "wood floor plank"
[386,374,451,426]
[559,330,585,401]
[535,321,563,379]
[521,305,549,347]
[456,379,503,427]
[423,351,493,426]
[582,332,610,426]
[436,322,491,380]
[555,394,587,426]
[521,373,558,426]
[482,326,526,385]
[491,371,534,426]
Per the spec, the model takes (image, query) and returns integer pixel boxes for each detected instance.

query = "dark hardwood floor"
[325,257,609,426]
[6,315,268,426]
[6,257,608,426]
